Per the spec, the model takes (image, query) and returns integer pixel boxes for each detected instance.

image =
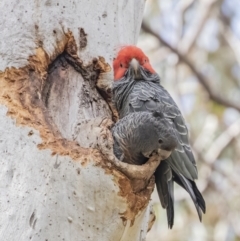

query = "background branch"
[141,22,240,112]
[175,0,195,42]
[179,0,218,54]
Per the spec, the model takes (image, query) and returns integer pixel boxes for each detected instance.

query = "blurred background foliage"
[138,0,240,240]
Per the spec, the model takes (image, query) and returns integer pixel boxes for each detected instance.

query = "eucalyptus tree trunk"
[0,1,157,241]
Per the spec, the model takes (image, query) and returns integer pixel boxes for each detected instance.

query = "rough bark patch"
[95,150,155,225]
[79,28,88,50]
[0,30,152,224]
[117,175,155,226]
[0,64,90,159]
[0,31,110,163]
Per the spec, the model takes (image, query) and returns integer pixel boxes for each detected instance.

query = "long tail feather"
[155,161,175,228]
[173,172,206,220]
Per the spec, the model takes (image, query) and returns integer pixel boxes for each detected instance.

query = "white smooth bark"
[0,1,153,241]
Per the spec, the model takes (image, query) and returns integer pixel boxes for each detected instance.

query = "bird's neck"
[112,73,160,116]
[112,78,136,115]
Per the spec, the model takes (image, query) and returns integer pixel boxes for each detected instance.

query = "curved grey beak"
[129,58,142,80]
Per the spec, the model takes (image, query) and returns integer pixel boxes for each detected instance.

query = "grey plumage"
[112,66,205,228]
[112,111,178,165]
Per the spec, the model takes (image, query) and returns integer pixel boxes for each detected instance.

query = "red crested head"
[113,46,156,80]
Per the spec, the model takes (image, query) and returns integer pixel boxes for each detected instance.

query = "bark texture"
[0,1,155,241]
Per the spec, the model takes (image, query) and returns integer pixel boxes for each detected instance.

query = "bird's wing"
[129,81,198,180]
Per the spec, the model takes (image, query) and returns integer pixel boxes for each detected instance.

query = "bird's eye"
[120,63,123,68]
[158,139,163,144]
[144,59,147,63]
